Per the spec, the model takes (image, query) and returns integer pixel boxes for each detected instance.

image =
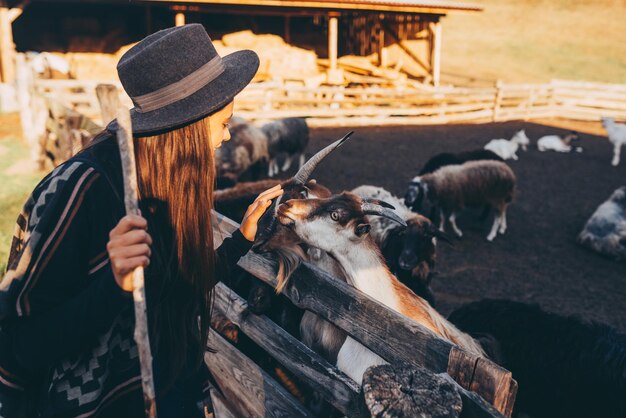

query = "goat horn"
[292,131,354,184]
[361,203,407,227]
[362,198,395,210]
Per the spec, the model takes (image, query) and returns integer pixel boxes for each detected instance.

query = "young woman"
[0,24,279,417]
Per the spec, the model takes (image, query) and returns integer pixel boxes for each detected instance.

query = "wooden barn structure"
[0,0,481,87]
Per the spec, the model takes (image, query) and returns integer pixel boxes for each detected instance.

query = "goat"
[449,299,626,418]
[227,132,352,324]
[537,131,580,153]
[601,117,626,166]
[484,129,530,161]
[409,149,504,222]
[577,186,626,261]
[352,185,451,306]
[404,160,516,241]
[276,192,486,384]
[215,116,269,182]
[262,118,310,177]
[419,149,504,176]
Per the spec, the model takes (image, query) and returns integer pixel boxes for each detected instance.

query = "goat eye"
[330,211,340,221]
[299,190,308,198]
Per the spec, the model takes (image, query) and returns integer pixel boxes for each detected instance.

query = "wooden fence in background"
[17,50,626,167]
[208,213,516,417]
[27,77,626,130]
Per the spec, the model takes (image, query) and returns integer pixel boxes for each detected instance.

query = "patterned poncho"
[0,137,251,417]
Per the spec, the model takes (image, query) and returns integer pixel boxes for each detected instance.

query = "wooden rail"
[207,213,512,417]
[28,77,626,132]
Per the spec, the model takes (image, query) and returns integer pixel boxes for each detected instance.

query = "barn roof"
[8,0,482,14]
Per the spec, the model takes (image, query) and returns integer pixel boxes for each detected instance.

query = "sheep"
[577,186,626,261]
[537,131,580,153]
[352,185,451,307]
[262,118,310,177]
[419,149,504,176]
[484,129,530,161]
[215,116,269,182]
[448,299,626,418]
[601,117,626,166]
[406,149,504,223]
[275,192,486,384]
[405,160,516,241]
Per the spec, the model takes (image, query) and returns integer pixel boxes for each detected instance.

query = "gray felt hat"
[114,24,259,135]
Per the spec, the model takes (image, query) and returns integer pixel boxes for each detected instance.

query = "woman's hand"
[107,214,152,292]
[240,184,284,241]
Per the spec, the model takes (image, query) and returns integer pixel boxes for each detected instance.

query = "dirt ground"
[290,121,626,332]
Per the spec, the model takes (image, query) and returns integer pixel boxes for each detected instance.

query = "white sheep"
[537,132,581,153]
[484,129,530,161]
[601,117,626,166]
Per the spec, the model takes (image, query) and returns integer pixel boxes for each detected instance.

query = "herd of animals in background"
[212,117,626,418]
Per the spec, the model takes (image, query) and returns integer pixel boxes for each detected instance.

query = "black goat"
[448,299,626,418]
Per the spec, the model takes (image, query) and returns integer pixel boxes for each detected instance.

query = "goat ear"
[355,223,371,237]
[428,223,454,245]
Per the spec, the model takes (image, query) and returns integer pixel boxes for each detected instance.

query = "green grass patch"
[0,123,45,274]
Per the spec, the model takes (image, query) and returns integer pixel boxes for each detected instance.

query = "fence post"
[16,53,47,170]
[492,80,503,122]
[95,83,121,126]
[548,79,558,119]
[525,87,535,121]
[362,364,463,417]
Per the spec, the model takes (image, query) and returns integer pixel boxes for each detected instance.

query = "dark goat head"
[253,131,354,251]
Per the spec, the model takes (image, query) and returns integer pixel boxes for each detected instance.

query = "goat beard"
[255,225,307,293]
[275,246,306,293]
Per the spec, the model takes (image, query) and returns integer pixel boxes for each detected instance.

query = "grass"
[0,113,45,274]
[442,0,626,85]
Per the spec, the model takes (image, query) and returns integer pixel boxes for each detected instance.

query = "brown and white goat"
[277,192,485,384]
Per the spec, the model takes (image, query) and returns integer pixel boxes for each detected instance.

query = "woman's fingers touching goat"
[240,185,284,241]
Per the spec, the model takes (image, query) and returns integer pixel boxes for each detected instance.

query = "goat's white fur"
[484,129,530,160]
[602,117,626,166]
[351,185,427,245]
[284,197,485,384]
[537,133,578,152]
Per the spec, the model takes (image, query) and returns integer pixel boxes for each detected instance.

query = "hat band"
[131,55,225,113]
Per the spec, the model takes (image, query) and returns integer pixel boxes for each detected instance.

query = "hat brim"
[110,49,259,135]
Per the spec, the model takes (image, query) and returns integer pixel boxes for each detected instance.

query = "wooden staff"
[116,106,157,418]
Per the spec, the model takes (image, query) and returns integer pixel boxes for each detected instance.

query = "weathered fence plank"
[205,330,314,418]
[236,252,512,417]
[212,282,362,416]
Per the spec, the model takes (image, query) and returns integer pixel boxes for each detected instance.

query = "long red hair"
[134,117,216,391]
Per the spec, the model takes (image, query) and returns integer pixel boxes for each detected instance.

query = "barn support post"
[376,14,387,67]
[284,15,291,44]
[175,12,185,27]
[326,13,343,84]
[0,1,16,84]
[429,18,442,87]
[145,5,152,35]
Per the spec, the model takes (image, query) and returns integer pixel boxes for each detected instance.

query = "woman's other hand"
[107,214,152,292]
[240,184,284,241]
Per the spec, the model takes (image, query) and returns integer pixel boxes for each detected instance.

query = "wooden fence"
[208,213,516,417]
[26,76,626,131]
